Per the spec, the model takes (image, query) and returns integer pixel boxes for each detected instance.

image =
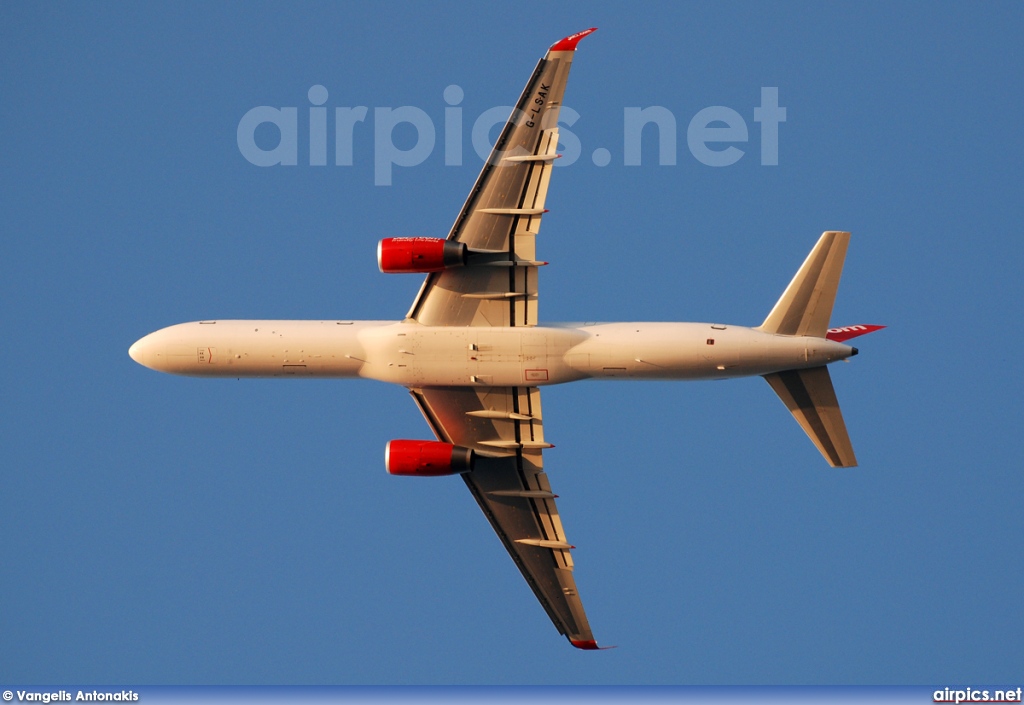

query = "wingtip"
[570,638,615,650]
[549,28,598,52]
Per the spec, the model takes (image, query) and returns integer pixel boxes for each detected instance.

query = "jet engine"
[385,440,475,476]
[377,237,467,273]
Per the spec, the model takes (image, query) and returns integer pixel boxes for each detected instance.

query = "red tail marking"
[826,324,886,342]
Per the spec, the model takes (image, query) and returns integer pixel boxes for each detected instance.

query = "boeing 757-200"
[129,28,883,649]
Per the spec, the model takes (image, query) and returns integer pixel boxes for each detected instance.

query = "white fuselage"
[128,320,856,384]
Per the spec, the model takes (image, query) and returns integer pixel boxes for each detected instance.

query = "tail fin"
[757,231,850,337]
[764,367,857,467]
[826,324,886,342]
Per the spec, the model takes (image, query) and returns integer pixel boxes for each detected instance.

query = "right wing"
[406,29,597,328]
[409,384,600,649]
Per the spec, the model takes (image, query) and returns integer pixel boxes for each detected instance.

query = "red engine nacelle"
[377,237,467,273]
[385,440,475,476]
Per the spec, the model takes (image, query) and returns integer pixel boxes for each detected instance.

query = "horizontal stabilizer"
[764,366,857,467]
[759,231,850,338]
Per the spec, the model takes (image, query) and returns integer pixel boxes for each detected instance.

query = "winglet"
[570,639,616,651]
[550,28,598,52]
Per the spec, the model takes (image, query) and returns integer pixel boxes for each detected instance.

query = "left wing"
[406,29,597,328]
[409,384,600,649]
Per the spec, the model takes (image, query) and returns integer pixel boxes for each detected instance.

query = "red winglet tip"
[550,27,598,52]
[571,639,616,651]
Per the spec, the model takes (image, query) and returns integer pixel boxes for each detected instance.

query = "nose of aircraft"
[128,323,205,375]
[128,335,152,369]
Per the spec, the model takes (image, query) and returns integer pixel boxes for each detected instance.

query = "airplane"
[128,28,883,649]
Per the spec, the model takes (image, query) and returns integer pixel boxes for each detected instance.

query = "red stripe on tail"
[826,324,886,342]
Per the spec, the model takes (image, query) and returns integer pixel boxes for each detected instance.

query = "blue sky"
[2,1,1022,685]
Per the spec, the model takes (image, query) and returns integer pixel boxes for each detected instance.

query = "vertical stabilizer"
[764,366,857,467]
[758,231,850,337]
